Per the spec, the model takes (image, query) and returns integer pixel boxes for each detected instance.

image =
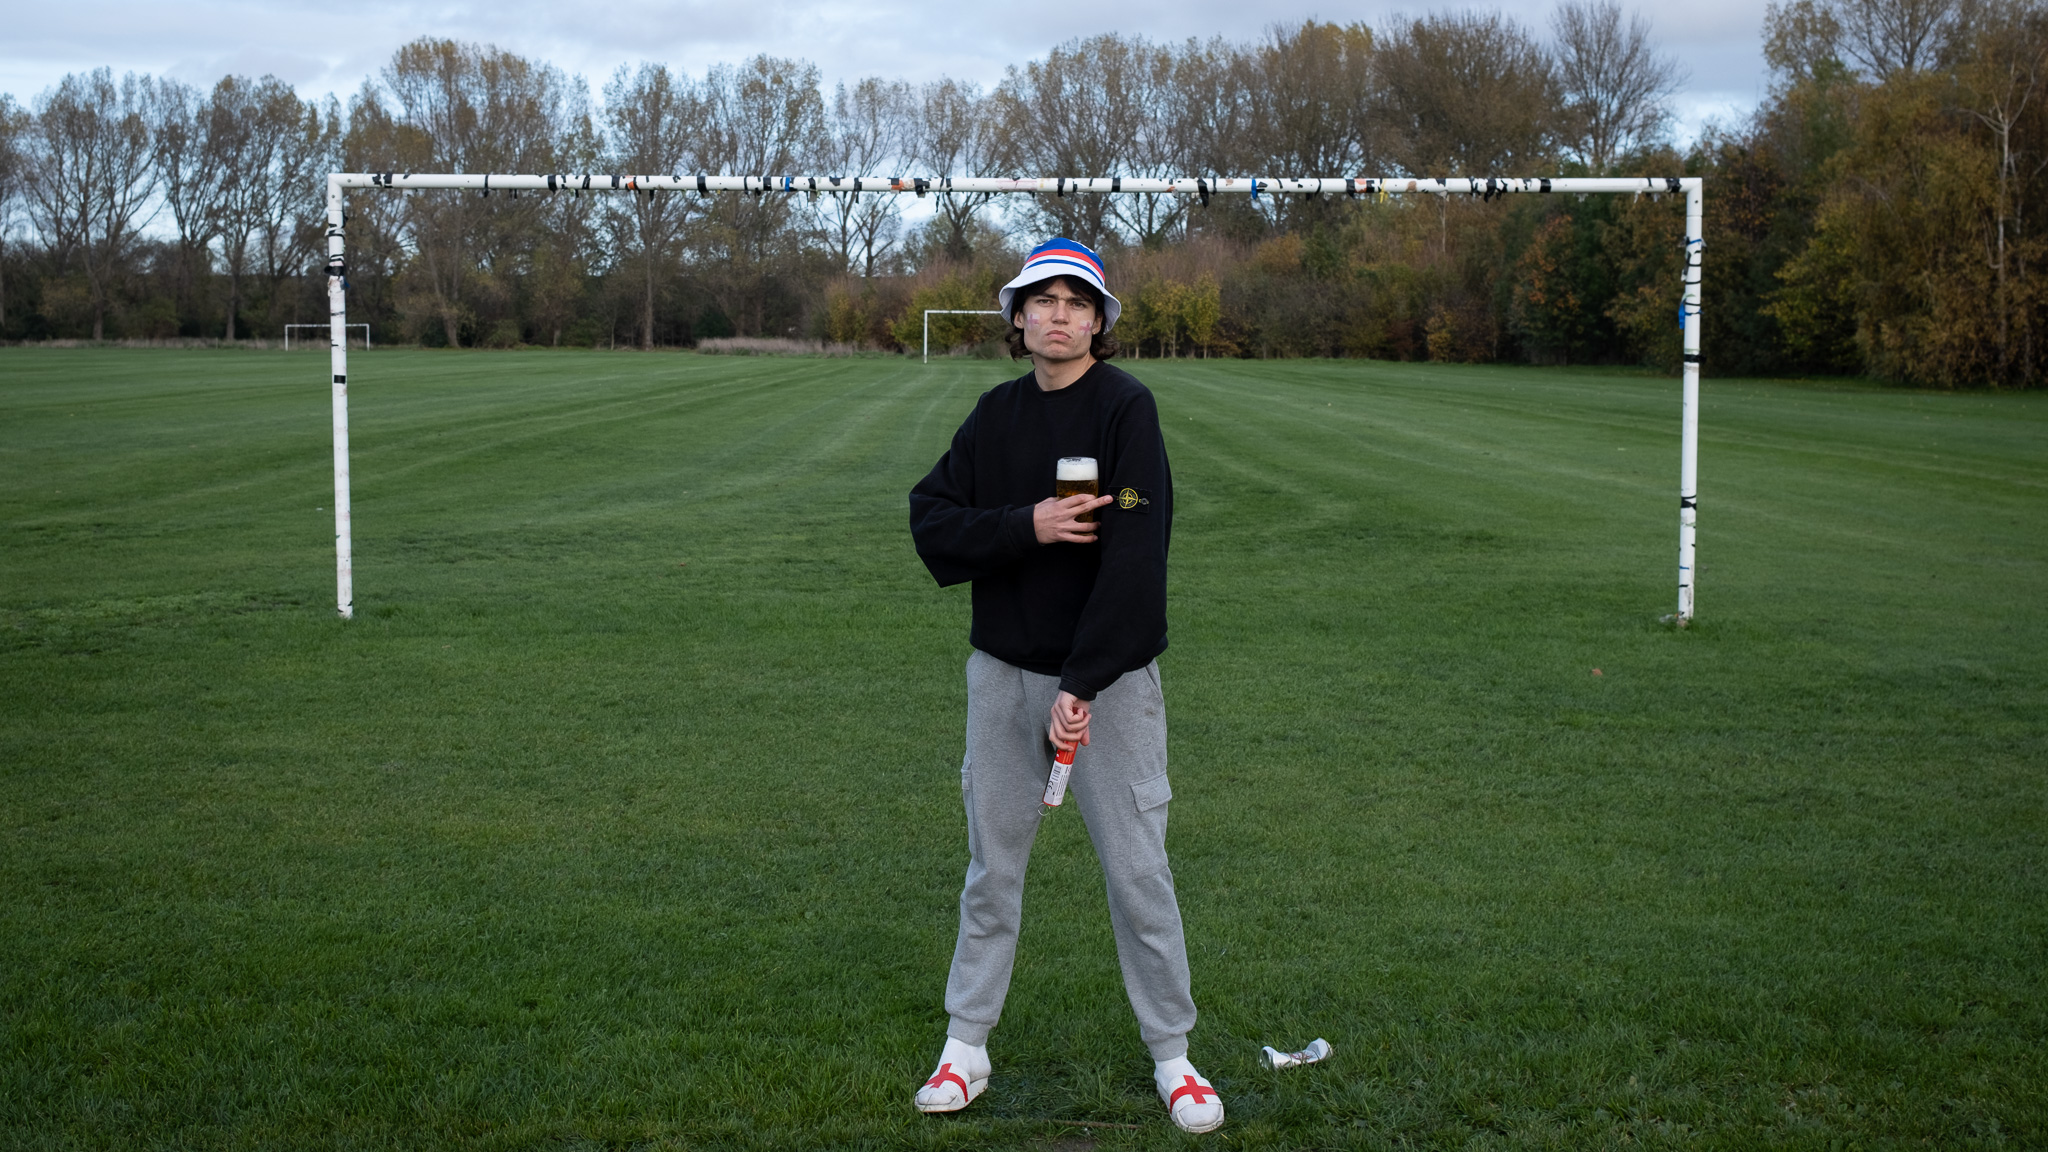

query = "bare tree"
[603,62,705,347]
[1836,0,1965,76]
[910,78,1011,262]
[336,90,409,338]
[1766,0,1965,80]
[1256,21,1377,168]
[363,39,582,346]
[1373,12,1563,177]
[1552,1,1686,172]
[202,78,260,339]
[1110,40,1188,246]
[206,76,311,339]
[24,69,159,339]
[260,92,341,332]
[818,78,912,276]
[1159,39,1266,241]
[998,34,1170,249]
[531,114,601,347]
[1163,39,1257,176]
[1248,22,1378,231]
[148,79,225,332]
[0,95,30,331]
[1960,0,2048,384]
[695,55,825,335]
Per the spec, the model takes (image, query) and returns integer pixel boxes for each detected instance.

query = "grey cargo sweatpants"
[943,649,1197,1061]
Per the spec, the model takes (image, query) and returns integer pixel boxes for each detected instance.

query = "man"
[906,238,1223,1135]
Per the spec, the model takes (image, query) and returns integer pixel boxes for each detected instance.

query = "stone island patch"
[1118,487,1151,512]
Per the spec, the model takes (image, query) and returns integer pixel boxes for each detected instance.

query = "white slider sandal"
[1155,1058,1225,1134]
[914,1039,990,1113]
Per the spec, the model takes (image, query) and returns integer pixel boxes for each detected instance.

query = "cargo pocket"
[1131,771,1173,813]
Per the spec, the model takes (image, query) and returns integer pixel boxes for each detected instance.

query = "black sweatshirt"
[908,361,1172,700]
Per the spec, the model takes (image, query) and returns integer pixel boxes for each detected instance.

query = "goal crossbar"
[320,173,1704,625]
[336,172,1686,198]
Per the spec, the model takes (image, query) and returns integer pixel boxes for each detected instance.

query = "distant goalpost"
[319,173,1704,625]
[285,323,368,350]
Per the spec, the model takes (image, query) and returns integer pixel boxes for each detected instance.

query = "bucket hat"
[998,237,1122,332]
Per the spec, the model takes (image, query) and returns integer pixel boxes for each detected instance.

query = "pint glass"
[1055,456,1099,522]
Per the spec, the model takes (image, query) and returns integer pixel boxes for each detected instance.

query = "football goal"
[315,173,1704,626]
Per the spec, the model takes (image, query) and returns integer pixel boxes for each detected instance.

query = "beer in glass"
[1056,456,1099,522]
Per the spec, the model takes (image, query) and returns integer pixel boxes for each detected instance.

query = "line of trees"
[0,0,2043,386]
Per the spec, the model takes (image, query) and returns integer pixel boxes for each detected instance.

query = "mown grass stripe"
[1,348,2043,1149]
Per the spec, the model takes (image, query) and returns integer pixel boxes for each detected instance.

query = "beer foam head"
[1056,456,1098,481]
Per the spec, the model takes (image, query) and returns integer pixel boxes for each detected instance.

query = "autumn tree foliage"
[2,3,2044,387]
[1730,0,2048,386]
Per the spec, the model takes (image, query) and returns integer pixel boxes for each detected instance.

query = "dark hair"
[1004,276,1119,361]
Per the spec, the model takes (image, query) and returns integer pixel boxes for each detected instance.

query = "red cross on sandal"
[1170,1075,1219,1107]
[925,1063,969,1097]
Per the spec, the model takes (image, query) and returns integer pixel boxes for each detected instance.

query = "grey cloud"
[3,0,1773,142]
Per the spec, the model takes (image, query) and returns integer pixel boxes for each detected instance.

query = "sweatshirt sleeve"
[1057,388,1170,700]
[908,403,1040,587]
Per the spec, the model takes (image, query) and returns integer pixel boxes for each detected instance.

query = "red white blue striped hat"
[999,237,1122,332]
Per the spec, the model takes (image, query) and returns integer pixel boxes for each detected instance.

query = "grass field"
[2,347,2044,1150]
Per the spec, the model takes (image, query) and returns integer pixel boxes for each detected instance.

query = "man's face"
[1013,278,1100,363]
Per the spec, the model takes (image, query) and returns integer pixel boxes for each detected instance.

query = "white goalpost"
[285,323,368,350]
[923,310,1006,363]
[321,173,1704,625]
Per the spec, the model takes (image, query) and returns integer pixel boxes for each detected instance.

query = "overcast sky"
[2,0,1775,148]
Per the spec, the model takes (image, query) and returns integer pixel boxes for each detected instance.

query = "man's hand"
[1034,493,1115,545]
[1049,690,1092,750]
